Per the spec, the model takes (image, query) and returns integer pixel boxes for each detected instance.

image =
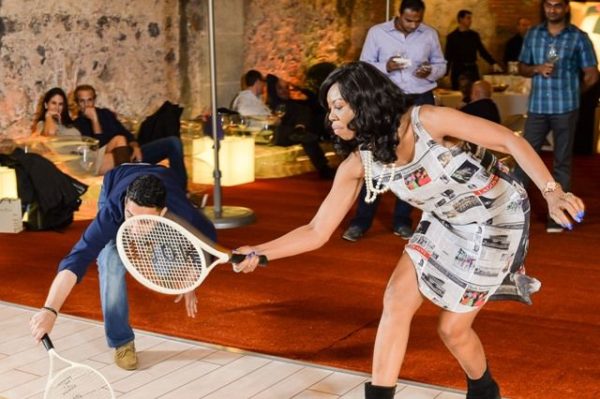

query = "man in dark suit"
[503,17,532,64]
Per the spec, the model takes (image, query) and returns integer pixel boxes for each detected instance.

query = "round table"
[15,135,100,177]
[434,89,529,124]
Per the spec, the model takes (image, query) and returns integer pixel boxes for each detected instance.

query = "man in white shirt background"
[231,70,271,116]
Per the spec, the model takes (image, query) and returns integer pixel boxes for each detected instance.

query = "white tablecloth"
[482,74,531,94]
[434,90,529,123]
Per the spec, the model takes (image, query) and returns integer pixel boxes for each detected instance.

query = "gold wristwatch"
[542,181,560,196]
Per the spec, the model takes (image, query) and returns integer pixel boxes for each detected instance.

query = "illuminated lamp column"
[192,136,255,186]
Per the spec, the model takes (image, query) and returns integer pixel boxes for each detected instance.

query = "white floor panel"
[0,301,467,399]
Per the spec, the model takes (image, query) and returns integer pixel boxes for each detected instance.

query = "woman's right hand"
[29,309,57,343]
[232,246,262,273]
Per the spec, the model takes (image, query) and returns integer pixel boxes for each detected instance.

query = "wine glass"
[259,121,274,144]
[274,104,286,119]
[238,116,247,130]
[546,43,559,64]
[79,145,95,171]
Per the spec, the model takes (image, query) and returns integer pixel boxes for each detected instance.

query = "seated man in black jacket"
[73,85,188,189]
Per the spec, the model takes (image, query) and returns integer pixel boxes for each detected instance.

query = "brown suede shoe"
[114,340,138,370]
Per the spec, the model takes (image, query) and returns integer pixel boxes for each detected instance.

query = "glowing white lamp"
[192,136,255,186]
[0,166,18,199]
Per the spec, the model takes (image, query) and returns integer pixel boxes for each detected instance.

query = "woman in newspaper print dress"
[233,62,585,399]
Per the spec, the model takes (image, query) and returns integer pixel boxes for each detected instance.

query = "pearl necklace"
[363,151,397,203]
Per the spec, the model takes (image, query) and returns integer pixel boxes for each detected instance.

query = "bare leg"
[437,308,486,378]
[371,253,423,386]
[98,135,127,175]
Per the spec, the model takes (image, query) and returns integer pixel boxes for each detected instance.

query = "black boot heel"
[466,367,501,399]
[364,382,396,399]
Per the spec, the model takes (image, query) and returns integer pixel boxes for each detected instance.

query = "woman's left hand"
[546,190,585,230]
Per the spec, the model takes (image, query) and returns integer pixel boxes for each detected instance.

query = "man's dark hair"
[125,175,167,209]
[74,84,96,100]
[244,70,264,87]
[400,0,425,14]
[457,9,472,21]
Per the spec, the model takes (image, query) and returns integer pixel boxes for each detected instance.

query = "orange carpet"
[1,154,599,399]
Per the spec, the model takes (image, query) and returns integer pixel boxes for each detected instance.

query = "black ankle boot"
[466,368,501,399]
[364,382,396,399]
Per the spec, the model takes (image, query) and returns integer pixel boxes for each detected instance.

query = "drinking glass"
[259,121,274,145]
[393,51,411,68]
[79,145,95,171]
[238,116,248,132]
[274,104,286,119]
[546,43,559,64]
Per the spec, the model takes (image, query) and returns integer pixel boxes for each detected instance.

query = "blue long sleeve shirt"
[360,20,447,94]
[58,164,217,282]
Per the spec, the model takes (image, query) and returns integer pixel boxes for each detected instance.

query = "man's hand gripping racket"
[42,334,115,399]
[116,212,267,295]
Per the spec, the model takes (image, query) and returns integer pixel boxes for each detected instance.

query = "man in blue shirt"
[342,0,447,242]
[517,0,598,233]
[29,164,217,370]
[73,85,188,190]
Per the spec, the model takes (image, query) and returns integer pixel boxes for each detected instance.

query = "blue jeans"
[141,136,187,190]
[514,110,579,191]
[97,185,134,348]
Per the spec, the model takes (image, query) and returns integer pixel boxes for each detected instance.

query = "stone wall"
[243,0,385,86]
[0,0,544,139]
[0,0,185,137]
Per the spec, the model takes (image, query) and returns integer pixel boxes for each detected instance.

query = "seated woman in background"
[33,87,114,176]
[33,87,80,136]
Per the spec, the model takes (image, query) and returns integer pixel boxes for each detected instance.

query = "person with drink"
[342,0,447,241]
[516,0,598,233]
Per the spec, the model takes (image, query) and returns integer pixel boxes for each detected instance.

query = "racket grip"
[42,334,54,350]
[230,253,268,266]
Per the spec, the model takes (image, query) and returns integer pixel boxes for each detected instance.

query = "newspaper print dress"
[361,106,540,313]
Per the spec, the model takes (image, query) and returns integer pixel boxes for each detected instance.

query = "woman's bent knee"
[437,319,471,347]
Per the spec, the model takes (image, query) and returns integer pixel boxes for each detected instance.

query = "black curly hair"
[125,174,167,209]
[319,61,410,164]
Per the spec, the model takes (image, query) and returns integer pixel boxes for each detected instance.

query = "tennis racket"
[42,334,115,399]
[116,212,268,295]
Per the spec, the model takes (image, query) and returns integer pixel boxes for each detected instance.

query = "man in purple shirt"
[342,0,447,242]
[29,164,217,370]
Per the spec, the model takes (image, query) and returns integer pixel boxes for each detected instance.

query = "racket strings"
[46,365,113,398]
[120,219,205,291]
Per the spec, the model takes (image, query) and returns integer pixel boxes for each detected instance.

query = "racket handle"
[42,334,54,351]
[230,253,268,266]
